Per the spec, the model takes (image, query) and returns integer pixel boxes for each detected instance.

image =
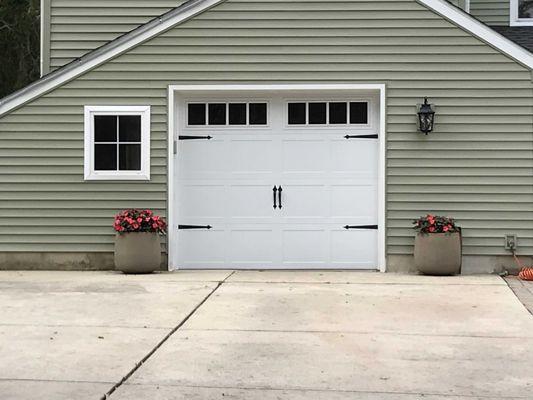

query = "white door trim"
[167,84,387,272]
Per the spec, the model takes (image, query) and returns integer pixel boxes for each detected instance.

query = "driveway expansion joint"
[117,382,532,399]
[100,272,234,400]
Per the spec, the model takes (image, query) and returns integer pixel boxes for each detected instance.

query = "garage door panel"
[331,229,378,267]
[179,185,226,218]
[229,185,276,219]
[178,141,227,178]
[280,184,327,220]
[229,229,278,265]
[230,139,276,175]
[330,184,378,220]
[178,230,226,266]
[282,139,328,174]
[331,140,378,176]
[282,229,328,265]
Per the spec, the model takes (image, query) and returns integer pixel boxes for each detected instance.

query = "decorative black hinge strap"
[178,225,212,230]
[344,225,378,230]
[344,134,378,139]
[179,135,212,140]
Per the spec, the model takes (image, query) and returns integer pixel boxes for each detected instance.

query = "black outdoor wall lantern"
[417,97,435,135]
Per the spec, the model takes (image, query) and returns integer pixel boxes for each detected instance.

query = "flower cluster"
[114,209,167,234]
[412,214,459,234]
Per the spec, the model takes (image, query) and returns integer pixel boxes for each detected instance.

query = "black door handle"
[278,186,282,209]
[273,186,278,209]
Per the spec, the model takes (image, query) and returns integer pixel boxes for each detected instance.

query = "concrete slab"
[184,281,533,337]
[228,271,505,285]
[0,270,233,283]
[0,270,224,400]
[125,330,533,398]
[112,383,525,400]
[0,280,217,328]
[0,381,110,400]
[0,325,168,383]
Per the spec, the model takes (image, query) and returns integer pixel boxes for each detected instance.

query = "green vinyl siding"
[1,0,532,258]
[48,0,187,71]
[447,0,468,10]
[469,0,510,25]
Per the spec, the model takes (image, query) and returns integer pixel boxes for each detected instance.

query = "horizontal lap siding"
[0,0,532,256]
[469,0,510,25]
[49,0,186,70]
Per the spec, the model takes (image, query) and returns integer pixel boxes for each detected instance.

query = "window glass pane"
[329,102,347,124]
[519,0,533,18]
[349,102,368,124]
[188,104,206,125]
[308,103,327,124]
[119,144,141,171]
[288,103,306,125]
[229,103,247,125]
[94,144,117,170]
[119,115,141,142]
[249,103,267,125]
[209,103,226,125]
[94,116,117,142]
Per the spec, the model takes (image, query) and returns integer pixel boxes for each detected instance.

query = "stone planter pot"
[114,232,161,274]
[414,232,462,275]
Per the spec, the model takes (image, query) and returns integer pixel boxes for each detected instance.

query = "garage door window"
[188,102,268,126]
[84,105,151,181]
[288,101,368,125]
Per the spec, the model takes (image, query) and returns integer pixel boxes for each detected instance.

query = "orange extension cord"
[513,251,533,281]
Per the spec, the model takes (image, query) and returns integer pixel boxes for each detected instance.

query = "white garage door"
[174,93,379,269]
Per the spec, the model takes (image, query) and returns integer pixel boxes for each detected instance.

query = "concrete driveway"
[0,271,532,400]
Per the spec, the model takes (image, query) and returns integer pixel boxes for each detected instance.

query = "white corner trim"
[464,0,470,13]
[419,0,533,69]
[0,0,225,117]
[84,105,151,181]
[510,0,533,26]
[40,0,44,77]
[166,83,387,272]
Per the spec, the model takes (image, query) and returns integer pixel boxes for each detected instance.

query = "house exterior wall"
[447,0,467,10]
[1,0,532,272]
[46,0,187,73]
[469,0,510,25]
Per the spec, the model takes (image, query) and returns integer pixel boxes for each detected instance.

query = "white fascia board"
[418,0,533,69]
[0,0,225,117]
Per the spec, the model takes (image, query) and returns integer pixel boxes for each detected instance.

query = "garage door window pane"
[119,144,141,170]
[209,103,226,125]
[119,115,141,142]
[288,103,306,124]
[188,104,206,125]
[329,102,347,124]
[94,144,117,170]
[94,115,117,142]
[349,102,368,124]
[309,103,327,125]
[229,103,247,125]
[249,103,267,125]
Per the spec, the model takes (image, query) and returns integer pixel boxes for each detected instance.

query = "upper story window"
[511,0,533,26]
[84,106,150,181]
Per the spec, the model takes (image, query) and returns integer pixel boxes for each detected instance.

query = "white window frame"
[511,0,533,26]
[84,105,151,181]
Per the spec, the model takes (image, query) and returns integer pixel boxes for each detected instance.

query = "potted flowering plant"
[412,214,461,275]
[113,209,167,274]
